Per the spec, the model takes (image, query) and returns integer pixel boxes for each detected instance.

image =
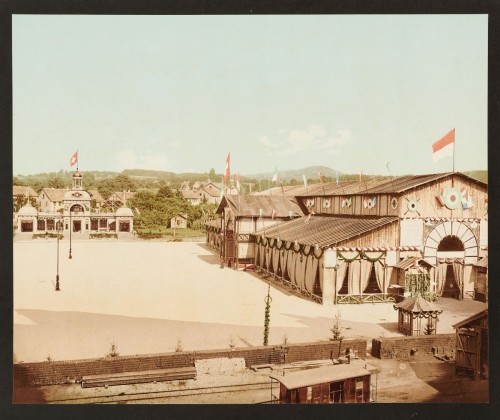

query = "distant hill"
[463,170,488,184]
[247,165,338,181]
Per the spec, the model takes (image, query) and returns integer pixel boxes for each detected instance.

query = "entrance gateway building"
[16,171,134,236]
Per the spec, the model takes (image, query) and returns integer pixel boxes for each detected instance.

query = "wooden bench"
[81,367,197,388]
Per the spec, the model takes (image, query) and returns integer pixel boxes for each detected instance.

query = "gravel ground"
[13,239,487,363]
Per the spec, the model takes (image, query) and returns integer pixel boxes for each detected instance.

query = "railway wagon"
[270,362,379,404]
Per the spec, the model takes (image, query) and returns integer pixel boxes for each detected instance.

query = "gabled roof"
[171,213,188,220]
[39,188,67,202]
[393,295,443,314]
[253,214,398,248]
[217,194,304,218]
[13,185,37,198]
[394,257,434,270]
[473,257,488,268]
[201,185,221,197]
[109,191,136,202]
[295,172,487,197]
[181,190,199,199]
[88,190,105,203]
[453,310,488,329]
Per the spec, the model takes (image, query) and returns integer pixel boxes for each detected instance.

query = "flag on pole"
[271,166,278,183]
[319,172,323,183]
[224,152,231,184]
[236,172,241,192]
[303,175,308,189]
[359,170,363,184]
[271,209,277,220]
[70,150,78,167]
[336,171,339,186]
[432,129,455,162]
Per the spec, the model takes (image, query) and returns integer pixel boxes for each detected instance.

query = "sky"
[12,14,488,177]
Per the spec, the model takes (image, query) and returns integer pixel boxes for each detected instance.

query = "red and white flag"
[70,150,78,167]
[432,129,455,162]
[271,209,277,220]
[224,152,231,184]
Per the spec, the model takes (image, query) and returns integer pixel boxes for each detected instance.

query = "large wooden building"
[247,172,487,305]
[214,195,303,269]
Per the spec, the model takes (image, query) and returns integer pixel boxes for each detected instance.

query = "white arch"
[423,221,478,265]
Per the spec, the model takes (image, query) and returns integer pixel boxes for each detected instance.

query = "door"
[442,264,459,299]
[73,220,81,232]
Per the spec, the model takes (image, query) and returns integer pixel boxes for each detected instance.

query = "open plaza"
[13,238,487,364]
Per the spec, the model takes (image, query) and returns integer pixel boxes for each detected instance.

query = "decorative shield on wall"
[406,199,419,213]
[323,198,331,208]
[442,187,461,210]
[391,197,398,209]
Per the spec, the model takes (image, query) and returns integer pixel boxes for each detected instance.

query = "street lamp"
[68,209,72,259]
[55,220,61,291]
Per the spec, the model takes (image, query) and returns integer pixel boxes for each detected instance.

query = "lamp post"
[55,220,61,291]
[68,210,72,259]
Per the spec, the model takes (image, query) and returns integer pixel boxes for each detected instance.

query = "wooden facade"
[453,310,488,380]
[248,172,487,305]
[270,363,378,404]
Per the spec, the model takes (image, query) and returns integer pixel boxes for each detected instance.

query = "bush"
[89,233,118,239]
[32,232,63,239]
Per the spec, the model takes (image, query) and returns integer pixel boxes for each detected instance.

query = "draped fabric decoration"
[319,259,324,293]
[436,262,448,296]
[304,254,318,292]
[281,249,289,280]
[254,242,260,267]
[337,251,359,263]
[335,262,348,293]
[272,247,280,274]
[287,250,297,285]
[452,260,465,297]
[295,252,307,289]
[265,245,271,270]
[360,259,372,293]
[373,260,386,293]
[258,244,266,267]
[362,251,386,262]
[349,260,361,294]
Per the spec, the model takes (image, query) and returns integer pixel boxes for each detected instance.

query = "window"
[355,377,364,402]
[37,220,45,231]
[47,219,55,230]
[91,219,98,231]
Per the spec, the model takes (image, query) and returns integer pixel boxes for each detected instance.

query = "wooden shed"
[472,257,488,302]
[170,213,188,229]
[270,362,379,404]
[453,310,488,380]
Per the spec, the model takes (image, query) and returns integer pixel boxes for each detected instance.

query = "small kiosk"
[393,295,443,336]
[270,362,379,404]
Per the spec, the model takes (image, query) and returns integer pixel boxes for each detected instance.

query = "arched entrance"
[437,236,464,299]
[423,221,478,300]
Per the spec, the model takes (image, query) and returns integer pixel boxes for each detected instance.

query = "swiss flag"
[70,151,78,167]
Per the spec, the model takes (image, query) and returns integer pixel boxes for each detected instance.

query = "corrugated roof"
[13,185,37,197]
[253,214,398,248]
[218,195,304,218]
[40,188,67,202]
[270,362,376,390]
[393,295,442,314]
[296,172,486,197]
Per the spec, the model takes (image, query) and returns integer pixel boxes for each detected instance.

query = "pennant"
[70,150,78,167]
[224,152,231,184]
[319,172,323,183]
[272,166,278,183]
[359,170,363,184]
[259,208,263,218]
[303,175,308,189]
[432,129,455,162]
[288,210,293,219]
[336,171,339,186]
[236,172,241,192]
[271,209,277,220]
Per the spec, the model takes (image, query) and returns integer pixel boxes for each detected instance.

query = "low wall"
[14,339,366,387]
[371,334,455,359]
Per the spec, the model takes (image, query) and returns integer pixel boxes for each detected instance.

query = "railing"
[335,294,396,304]
[256,268,323,304]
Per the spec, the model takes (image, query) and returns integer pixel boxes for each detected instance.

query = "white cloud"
[114,149,170,171]
[260,125,352,156]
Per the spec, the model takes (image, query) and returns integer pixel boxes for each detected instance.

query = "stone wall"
[14,339,366,387]
[371,334,455,359]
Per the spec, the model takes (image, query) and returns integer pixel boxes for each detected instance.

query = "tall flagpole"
[452,128,455,173]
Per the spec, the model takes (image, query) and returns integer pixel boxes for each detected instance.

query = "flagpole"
[453,129,455,173]
[76,148,79,172]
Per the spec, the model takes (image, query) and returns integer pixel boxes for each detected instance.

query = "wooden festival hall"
[249,172,487,305]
